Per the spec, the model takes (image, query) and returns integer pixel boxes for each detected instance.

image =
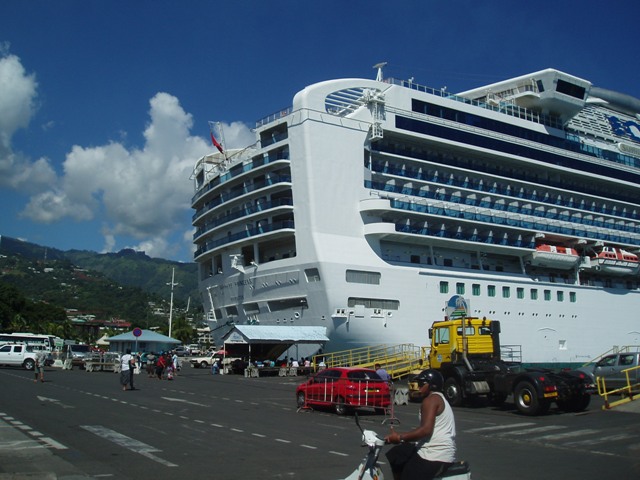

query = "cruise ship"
[191,66,640,366]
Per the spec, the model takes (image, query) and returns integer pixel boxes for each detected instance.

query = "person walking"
[384,369,457,480]
[34,349,47,383]
[375,363,391,383]
[120,349,135,391]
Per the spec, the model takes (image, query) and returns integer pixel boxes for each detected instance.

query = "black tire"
[443,377,463,407]
[335,396,348,415]
[200,361,208,368]
[514,381,549,416]
[296,392,306,408]
[23,359,35,371]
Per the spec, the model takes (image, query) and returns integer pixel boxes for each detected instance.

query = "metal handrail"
[598,364,640,410]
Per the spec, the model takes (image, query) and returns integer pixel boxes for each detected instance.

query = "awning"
[222,325,329,344]
[221,325,329,361]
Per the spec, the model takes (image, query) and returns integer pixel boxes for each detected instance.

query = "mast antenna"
[373,62,387,82]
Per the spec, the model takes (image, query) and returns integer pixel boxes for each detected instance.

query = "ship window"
[268,297,308,312]
[530,289,538,300]
[502,286,510,298]
[225,306,239,317]
[536,79,544,93]
[517,288,525,299]
[556,79,586,100]
[439,281,449,294]
[472,284,481,296]
[557,291,564,302]
[346,270,381,285]
[456,283,465,295]
[305,268,321,282]
[347,298,399,310]
[487,285,496,297]
[544,290,551,301]
[569,292,576,303]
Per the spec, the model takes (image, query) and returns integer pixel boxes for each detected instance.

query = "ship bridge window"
[225,306,239,317]
[556,79,586,100]
[243,302,260,315]
[305,268,321,282]
[347,298,399,310]
[346,270,381,285]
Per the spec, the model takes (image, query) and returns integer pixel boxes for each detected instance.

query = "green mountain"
[0,235,198,305]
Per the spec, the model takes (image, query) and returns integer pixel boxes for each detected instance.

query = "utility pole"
[167,268,179,338]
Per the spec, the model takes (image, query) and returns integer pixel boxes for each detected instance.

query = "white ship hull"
[193,67,640,366]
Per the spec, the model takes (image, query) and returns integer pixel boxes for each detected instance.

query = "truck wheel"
[514,381,549,416]
[443,378,463,407]
[23,359,35,371]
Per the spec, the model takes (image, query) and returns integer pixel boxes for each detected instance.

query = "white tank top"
[416,392,457,462]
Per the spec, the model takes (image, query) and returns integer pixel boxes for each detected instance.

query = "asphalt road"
[1,365,639,479]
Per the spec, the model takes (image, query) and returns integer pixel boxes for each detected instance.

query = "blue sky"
[1,0,638,262]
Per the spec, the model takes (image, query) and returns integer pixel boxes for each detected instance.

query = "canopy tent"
[221,325,329,362]
[106,329,180,354]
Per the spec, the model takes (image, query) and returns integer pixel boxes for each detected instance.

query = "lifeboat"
[527,244,580,270]
[589,246,639,276]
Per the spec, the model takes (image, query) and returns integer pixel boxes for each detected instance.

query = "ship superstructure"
[191,67,640,365]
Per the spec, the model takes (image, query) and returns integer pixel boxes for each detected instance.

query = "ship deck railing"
[312,344,427,380]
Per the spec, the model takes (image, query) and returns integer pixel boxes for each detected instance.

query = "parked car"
[0,343,38,370]
[578,352,640,390]
[295,367,391,415]
[66,344,92,368]
[174,346,190,357]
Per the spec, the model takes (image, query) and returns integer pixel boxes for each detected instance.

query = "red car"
[296,367,391,415]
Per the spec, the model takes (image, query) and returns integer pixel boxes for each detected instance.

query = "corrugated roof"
[223,325,328,344]
[106,329,180,343]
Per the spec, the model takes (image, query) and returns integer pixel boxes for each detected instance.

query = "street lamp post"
[167,268,179,338]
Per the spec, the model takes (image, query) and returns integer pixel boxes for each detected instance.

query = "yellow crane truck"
[409,314,593,416]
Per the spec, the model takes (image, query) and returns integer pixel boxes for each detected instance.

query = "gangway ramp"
[313,344,427,379]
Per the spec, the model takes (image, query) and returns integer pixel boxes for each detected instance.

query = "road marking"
[275,438,291,444]
[301,444,317,449]
[532,428,600,441]
[252,433,266,438]
[81,425,177,467]
[40,436,68,450]
[161,397,207,407]
[329,451,349,457]
[465,422,535,433]
[564,433,635,447]
[498,425,566,436]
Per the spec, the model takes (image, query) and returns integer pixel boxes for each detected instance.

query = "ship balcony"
[194,220,295,262]
[192,154,290,208]
[192,174,292,223]
[194,197,294,242]
[360,196,640,253]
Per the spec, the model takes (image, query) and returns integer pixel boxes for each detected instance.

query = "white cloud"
[0,50,255,260]
[0,51,57,193]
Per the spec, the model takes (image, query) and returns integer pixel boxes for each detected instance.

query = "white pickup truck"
[0,343,38,370]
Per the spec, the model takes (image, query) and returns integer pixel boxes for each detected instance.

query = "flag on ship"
[208,121,224,154]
